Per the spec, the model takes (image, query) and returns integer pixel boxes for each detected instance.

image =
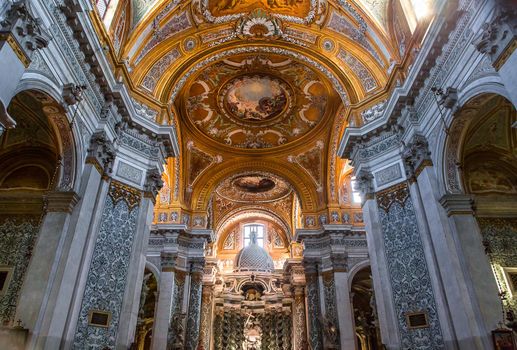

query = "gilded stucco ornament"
[182,54,335,149]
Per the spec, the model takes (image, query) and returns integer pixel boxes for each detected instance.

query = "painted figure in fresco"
[215,0,242,11]
[215,0,295,11]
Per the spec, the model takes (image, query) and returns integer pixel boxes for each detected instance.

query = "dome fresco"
[182,54,336,149]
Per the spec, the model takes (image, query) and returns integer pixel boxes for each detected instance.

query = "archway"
[133,268,158,350]
[351,266,382,350]
[455,93,517,332]
[0,89,72,325]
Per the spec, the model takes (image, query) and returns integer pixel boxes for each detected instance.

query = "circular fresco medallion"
[216,172,292,203]
[184,54,332,149]
[221,75,290,122]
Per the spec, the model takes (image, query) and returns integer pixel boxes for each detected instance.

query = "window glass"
[244,224,264,247]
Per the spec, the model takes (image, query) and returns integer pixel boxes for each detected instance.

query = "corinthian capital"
[0,0,51,65]
[143,168,163,201]
[475,3,517,70]
[355,169,374,201]
[401,134,432,180]
[86,131,116,177]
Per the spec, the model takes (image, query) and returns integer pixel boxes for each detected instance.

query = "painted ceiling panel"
[132,0,159,26]
[356,0,389,28]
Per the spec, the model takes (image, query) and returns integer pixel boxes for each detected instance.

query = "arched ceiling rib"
[114,0,394,106]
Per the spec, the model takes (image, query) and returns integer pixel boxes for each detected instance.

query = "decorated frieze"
[337,49,378,92]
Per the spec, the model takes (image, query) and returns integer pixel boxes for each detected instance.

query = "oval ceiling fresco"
[215,172,292,203]
[181,53,336,149]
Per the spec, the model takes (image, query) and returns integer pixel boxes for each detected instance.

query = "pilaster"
[39,133,113,350]
[406,135,500,349]
[117,175,161,349]
[359,175,400,348]
[292,286,307,349]
[15,191,79,334]
[329,253,358,350]
[151,252,177,350]
[439,194,501,342]
[197,284,214,350]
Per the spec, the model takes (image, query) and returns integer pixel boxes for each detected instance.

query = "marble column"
[197,285,214,350]
[117,170,161,349]
[15,191,79,331]
[69,161,163,350]
[303,259,323,350]
[357,166,447,350]
[185,258,205,350]
[292,286,307,349]
[439,194,500,334]
[151,253,177,350]
[357,170,400,349]
[169,270,187,349]
[0,0,50,131]
[69,181,145,350]
[24,131,115,350]
[403,134,500,349]
[330,253,357,350]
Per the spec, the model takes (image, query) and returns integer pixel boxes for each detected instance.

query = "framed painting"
[493,329,516,350]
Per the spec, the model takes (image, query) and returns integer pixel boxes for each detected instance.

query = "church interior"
[0,0,516,349]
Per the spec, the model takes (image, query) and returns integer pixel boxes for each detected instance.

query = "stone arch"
[348,259,371,290]
[216,207,292,243]
[145,260,160,282]
[13,79,79,191]
[439,88,515,196]
[1,89,77,191]
[191,159,319,212]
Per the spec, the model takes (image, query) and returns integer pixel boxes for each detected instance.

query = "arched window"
[94,0,120,28]
[400,0,433,33]
[95,0,111,19]
[243,224,264,247]
[350,176,362,204]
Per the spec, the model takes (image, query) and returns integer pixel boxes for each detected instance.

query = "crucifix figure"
[244,310,255,327]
